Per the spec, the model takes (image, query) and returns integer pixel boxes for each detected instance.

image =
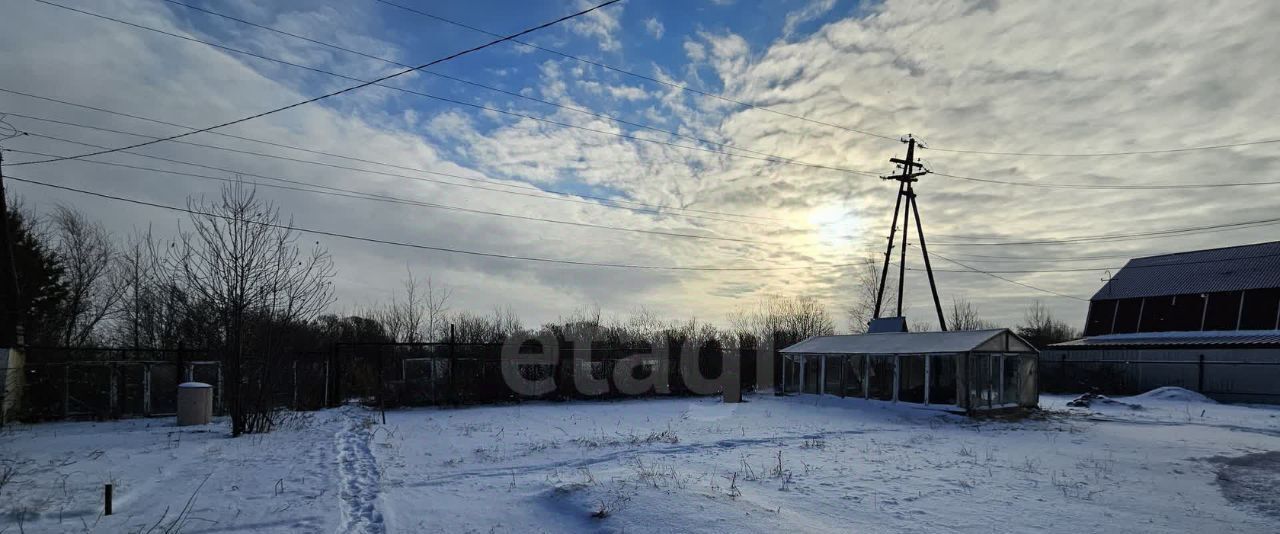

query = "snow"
[2,392,1280,532]
[1132,386,1217,404]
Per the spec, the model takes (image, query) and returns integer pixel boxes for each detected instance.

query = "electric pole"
[872,135,948,331]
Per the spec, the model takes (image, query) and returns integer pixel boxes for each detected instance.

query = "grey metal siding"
[1041,347,1280,404]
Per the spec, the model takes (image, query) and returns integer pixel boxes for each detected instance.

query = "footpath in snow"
[1,389,1279,532]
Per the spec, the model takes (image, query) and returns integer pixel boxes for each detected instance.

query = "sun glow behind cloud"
[806,203,862,248]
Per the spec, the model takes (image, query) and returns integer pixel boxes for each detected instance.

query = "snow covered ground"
[2,389,1279,533]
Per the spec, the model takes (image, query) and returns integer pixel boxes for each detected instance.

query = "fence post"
[377,350,386,424]
[216,362,224,415]
[63,363,70,418]
[448,324,456,405]
[143,363,152,416]
[1197,354,1205,392]
[1060,353,1067,388]
[328,343,340,408]
[108,363,118,418]
[292,359,298,410]
[176,342,187,382]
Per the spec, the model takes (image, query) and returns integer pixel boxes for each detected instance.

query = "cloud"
[5,0,1279,332]
[644,17,665,40]
[783,0,838,37]
[566,0,623,52]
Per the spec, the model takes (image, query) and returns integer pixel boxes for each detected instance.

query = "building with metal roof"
[1084,241,1280,336]
[780,329,1039,411]
[1045,241,1280,403]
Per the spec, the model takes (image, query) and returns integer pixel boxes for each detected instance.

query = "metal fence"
[5,347,334,422]
[8,347,220,421]
[1040,349,1280,403]
[4,341,775,421]
[331,341,768,409]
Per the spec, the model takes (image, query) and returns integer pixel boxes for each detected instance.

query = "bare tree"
[490,304,523,339]
[1016,300,1079,349]
[948,296,999,331]
[375,269,452,344]
[909,319,934,332]
[450,307,524,344]
[731,295,834,347]
[846,262,895,333]
[50,206,122,346]
[113,227,166,348]
[170,182,334,436]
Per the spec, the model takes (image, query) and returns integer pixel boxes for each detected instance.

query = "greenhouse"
[780,329,1039,411]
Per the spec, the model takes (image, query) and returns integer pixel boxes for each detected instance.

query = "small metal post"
[104,484,113,515]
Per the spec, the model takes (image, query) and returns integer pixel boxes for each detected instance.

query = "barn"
[779,328,1039,411]
[1043,241,1280,403]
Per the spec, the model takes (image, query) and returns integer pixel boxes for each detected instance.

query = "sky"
[1,0,1278,332]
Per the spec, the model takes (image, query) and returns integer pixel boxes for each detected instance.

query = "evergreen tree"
[4,203,67,346]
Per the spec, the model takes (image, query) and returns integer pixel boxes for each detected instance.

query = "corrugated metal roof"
[781,329,1030,354]
[1050,329,1280,349]
[1092,241,1280,300]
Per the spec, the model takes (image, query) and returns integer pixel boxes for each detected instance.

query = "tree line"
[2,182,841,434]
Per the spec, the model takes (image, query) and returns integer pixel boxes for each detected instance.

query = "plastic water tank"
[177,382,213,426]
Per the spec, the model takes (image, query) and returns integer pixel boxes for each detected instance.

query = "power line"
[4,134,775,245]
[13,0,621,166]
[28,0,884,179]
[0,103,778,226]
[927,137,1280,158]
[2,173,867,272]
[927,252,1088,301]
[373,0,901,143]
[916,249,1280,273]
[931,170,1280,190]
[162,0,881,178]
[930,216,1280,247]
[928,252,1146,263]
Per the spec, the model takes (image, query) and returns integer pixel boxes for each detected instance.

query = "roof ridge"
[1130,240,1280,261]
